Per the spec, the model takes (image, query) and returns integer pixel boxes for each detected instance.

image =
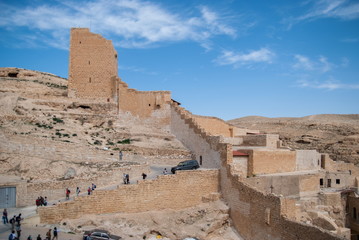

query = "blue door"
[0,187,16,208]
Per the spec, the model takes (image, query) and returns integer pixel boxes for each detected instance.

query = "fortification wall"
[38,169,219,223]
[170,102,344,239]
[118,80,171,124]
[68,28,118,101]
[170,104,221,169]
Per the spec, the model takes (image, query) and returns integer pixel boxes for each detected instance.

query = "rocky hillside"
[228,114,359,165]
[0,68,190,182]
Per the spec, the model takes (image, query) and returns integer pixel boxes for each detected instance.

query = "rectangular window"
[336,179,340,184]
[320,178,323,186]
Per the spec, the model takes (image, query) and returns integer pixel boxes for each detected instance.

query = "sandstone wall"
[239,149,296,176]
[193,115,233,137]
[0,178,27,207]
[118,80,171,123]
[170,104,221,169]
[239,134,279,148]
[296,150,321,171]
[169,102,344,239]
[348,195,359,234]
[23,164,149,206]
[38,169,219,223]
[68,28,118,102]
[244,172,320,197]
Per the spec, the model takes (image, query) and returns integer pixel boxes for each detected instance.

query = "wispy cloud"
[298,78,359,90]
[285,0,359,28]
[292,54,333,72]
[215,48,275,67]
[0,0,236,49]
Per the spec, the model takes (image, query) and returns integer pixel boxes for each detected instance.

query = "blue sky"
[0,0,358,120]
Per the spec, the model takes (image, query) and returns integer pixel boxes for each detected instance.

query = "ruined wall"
[39,170,219,223]
[118,80,171,124]
[170,103,221,169]
[68,28,118,101]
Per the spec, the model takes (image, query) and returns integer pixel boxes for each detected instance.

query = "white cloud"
[298,0,359,21]
[293,55,314,71]
[292,54,334,72]
[215,48,275,67]
[0,0,237,49]
[298,79,359,90]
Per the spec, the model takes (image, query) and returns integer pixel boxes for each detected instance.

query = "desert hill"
[0,67,191,182]
[228,114,359,165]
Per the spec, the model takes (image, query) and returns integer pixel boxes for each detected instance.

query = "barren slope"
[228,114,359,165]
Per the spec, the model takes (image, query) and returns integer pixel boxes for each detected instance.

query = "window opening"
[336,179,340,184]
[320,178,323,186]
[200,156,203,165]
[327,179,331,187]
[354,207,357,219]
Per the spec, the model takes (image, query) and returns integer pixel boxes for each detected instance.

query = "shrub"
[117,139,131,144]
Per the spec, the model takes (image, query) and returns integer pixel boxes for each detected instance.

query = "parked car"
[171,160,200,174]
[83,229,121,240]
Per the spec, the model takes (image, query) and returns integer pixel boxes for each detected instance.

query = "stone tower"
[68,28,118,102]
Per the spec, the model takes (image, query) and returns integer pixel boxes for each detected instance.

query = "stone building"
[68,28,171,124]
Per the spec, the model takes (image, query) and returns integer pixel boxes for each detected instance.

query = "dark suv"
[171,160,200,174]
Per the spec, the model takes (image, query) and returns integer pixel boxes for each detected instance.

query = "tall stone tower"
[68,28,118,102]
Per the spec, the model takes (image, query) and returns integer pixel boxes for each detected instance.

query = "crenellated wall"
[170,101,346,240]
[170,103,222,169]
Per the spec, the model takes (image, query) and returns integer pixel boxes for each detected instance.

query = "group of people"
[66,183,97,199]
[11,227,58,240]
[6,212,23,240]
[35,196,48,207]
[3,209,59,240]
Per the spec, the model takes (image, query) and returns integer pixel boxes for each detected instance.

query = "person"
[87,187,91,195]
[126,173,130,184]
[52,227,58,240]
[163,168,168,175]
[84,234,91,240]
[10,216,15,231]
[15,213,22,225]
[36,197,41,207]
[76,187,80,196]
[16,222,21,239]
[65,188,70,200]
[119,150,123,161]
[8,230,16,240]
[43,197,48,206]
[142,173,147,180]
[36,234,42,240]
[46,228,52,240]
[123,173,127,184]
[3,208,8,224]
[91,183,96,191]
[27,235,33,240]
